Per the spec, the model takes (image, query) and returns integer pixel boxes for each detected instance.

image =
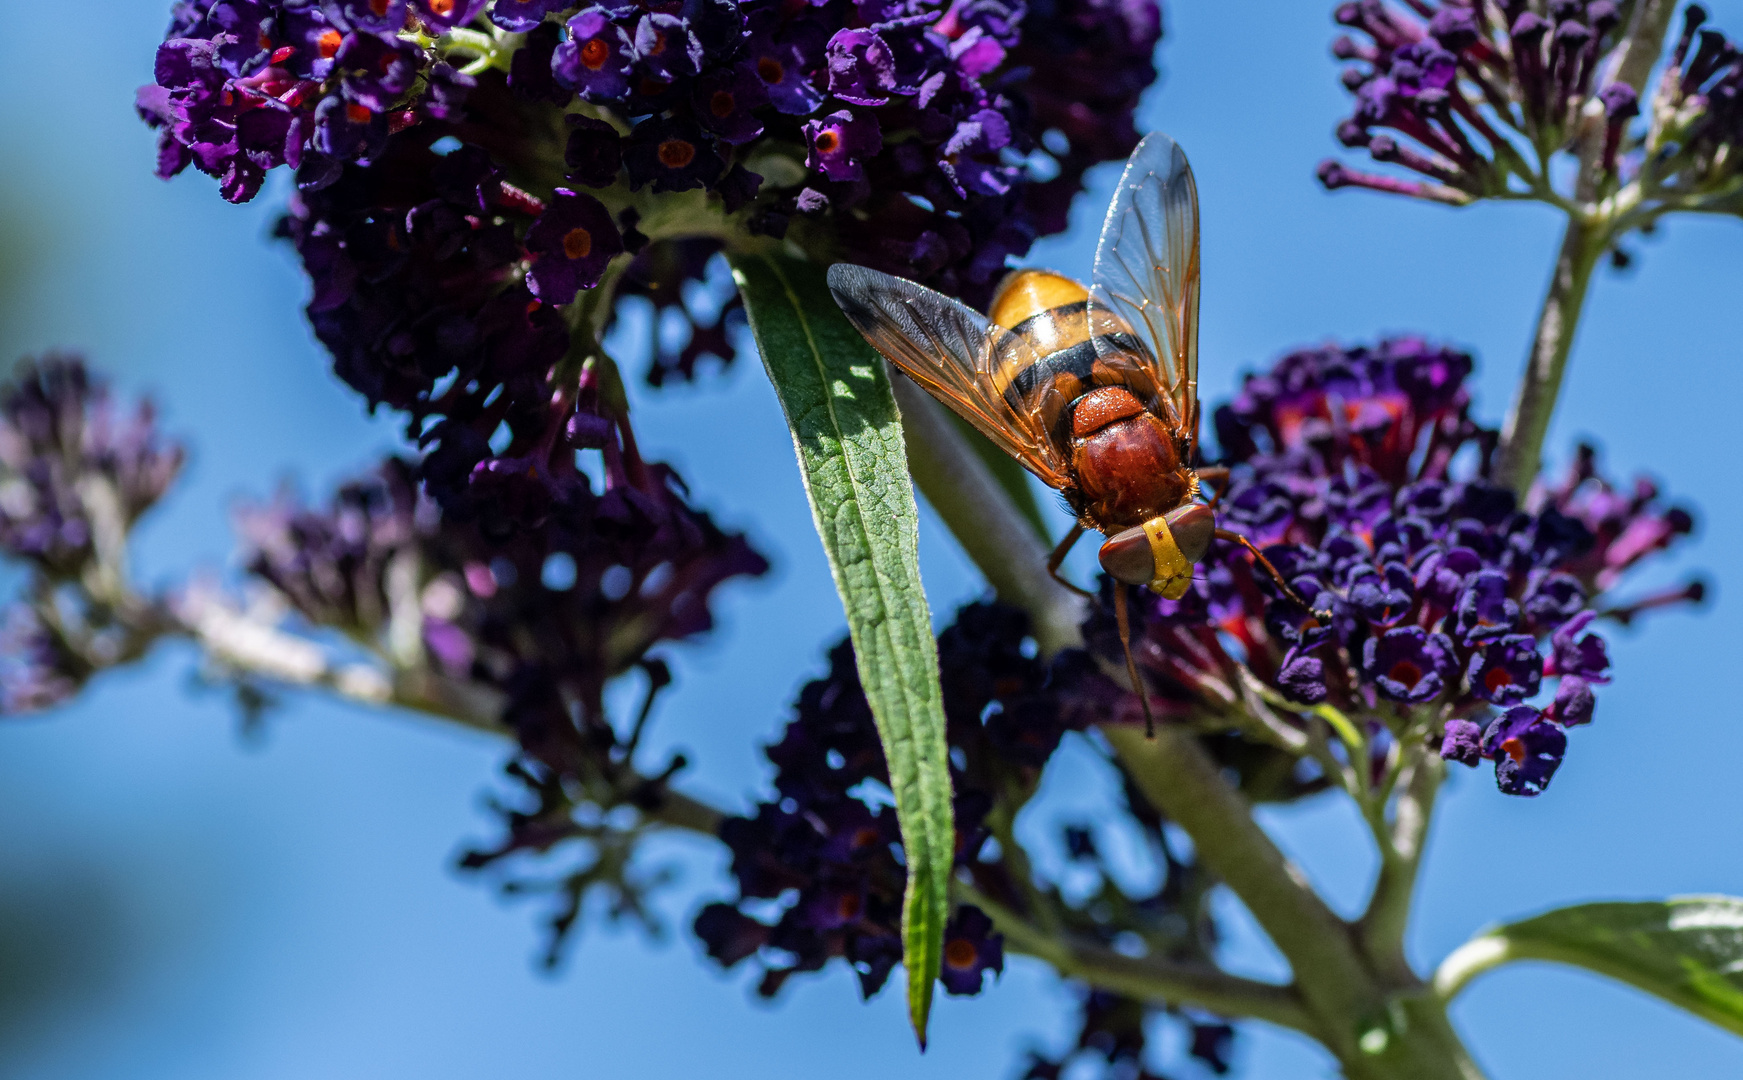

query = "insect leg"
[1195,466,1230,511]
[1215,528,1333,625]
[1046,523,1094,598]
[1113,582,1157,738]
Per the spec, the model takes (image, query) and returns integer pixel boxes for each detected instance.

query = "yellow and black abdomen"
[987,269,1152,433]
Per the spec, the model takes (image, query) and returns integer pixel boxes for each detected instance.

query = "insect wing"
[1090,131,1202,452]
[827,264,1071,488]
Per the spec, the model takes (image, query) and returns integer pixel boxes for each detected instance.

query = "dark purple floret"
[1484,706,1566,796]
[694,902,770,966]
[1364,627,1454,703]
[507,22,571,103]
[940,108,1017,196]
[313,94,386,158]
[826,28,899,105]
[939,904,1003,995]
[804,109,882,182]
[525,189,625,304]
[564,114,625,187]
[745,16,827,115]
[489,0,570,31]
[335,30,422,111]
[1547,610,1611,682]
[633,12,706,79]
[1547,675,1596,727]
[693,64,769,144]
[1439,719,1484,766]
[1466,635,1543,705]
[1454,570,1520,644]
[327,0,409,34]
[1277,650,1327,704]
[412,0,488,32]
[623,114,724,191]
[1521,570,1586,631]
[553,8,636,101]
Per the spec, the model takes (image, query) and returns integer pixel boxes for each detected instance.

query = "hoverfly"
[827,132,1320,734]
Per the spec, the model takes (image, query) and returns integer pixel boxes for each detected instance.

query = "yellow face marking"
[1141,515,1194,599]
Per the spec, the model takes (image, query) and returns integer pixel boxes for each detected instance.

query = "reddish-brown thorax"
[1070,386,1192,529]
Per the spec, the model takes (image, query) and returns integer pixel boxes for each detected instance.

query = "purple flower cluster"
[1318,0,1629,203]
[0,356,185,715]
[1066,339,1697,796]
[138,0,475,203]
[0,356,184,577]
[145,0,1162,526]
[0,606,81,716]
[695,600,1236,1072]
[1648,8,1743,199]
[696,606,1046,999]
[237,449,766,927]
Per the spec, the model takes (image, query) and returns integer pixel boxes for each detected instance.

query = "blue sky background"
[2,1,1741,1077]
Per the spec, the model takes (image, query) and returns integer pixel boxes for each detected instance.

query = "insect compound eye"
[1098,526,1154,586]
[1164,503,1216,565]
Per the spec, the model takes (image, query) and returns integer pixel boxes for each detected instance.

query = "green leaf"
[729,252,953,1047]
[1436,896,1743,1038]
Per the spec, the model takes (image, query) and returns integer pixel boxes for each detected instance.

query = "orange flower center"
[370,0,391,15]
[943,939,979,970]
[580,38,610,69]
[756,57,784,83]
[562,226,593,260]
[814,129,840,153]
[1483,667,1515,694]
[1500,736,1527,764]
[710,90,735,117]
[645,29,666,55]
[345,103,372,124]
[317,29,343,58]
[836,893,862,920]
[430,0,455,12]
[1387,660,1423,689]
[658,138,696,168]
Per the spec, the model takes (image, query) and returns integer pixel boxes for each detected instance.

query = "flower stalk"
[1493,216,1604,496]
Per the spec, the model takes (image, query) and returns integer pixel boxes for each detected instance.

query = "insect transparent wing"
[826,264,1071,488]
[1090,131,1202,451]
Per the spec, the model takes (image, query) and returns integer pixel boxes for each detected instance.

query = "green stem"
[959,886,1315,1033]
[1492,214,1604,496]
[1433,935,1516,1002]
[170,587,731,839]
[1492,0,1677,495]
[1102,726,1380,1061]
[1359,751,1444,982]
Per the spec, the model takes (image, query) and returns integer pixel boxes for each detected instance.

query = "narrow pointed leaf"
[729,252,953,1046]
[1436,896,1743,1037]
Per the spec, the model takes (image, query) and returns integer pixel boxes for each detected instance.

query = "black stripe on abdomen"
[1005,300,1088,344]
[1011,332,1147,399]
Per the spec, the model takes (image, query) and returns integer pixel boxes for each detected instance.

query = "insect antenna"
[1112,582,1157,738]
[1215,528,1333,625]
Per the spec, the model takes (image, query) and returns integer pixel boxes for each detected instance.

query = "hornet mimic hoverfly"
[827,132,1322,734]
